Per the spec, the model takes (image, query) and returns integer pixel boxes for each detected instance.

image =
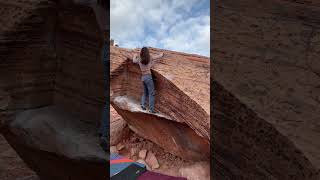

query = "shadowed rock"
[3,106,106,180]
[213,0,320,179]
[0,0,107,179]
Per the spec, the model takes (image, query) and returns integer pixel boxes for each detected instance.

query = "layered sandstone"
[110,105,130,146]
[110,46,210,161]
[213,0,320,179]
[0,1,107,179]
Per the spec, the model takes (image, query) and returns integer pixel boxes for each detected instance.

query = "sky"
[110,0,210,57]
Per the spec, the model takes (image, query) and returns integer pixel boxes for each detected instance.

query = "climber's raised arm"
[150,52,164,66]
[152,52,164,61]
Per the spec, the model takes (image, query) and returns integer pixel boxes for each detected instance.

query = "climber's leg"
[141,80,148,110]
[146,77,155,113]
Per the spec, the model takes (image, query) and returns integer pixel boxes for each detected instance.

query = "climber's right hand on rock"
[132,54,139,63]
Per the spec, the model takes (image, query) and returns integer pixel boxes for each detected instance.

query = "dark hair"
[140,47,150,65]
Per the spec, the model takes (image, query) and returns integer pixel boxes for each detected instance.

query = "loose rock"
[145,152,160,170]
[116,142,125,151]
[138,149,147,160]
[110,146,118,154]
[131,156,138,161]
[130,147,139,158]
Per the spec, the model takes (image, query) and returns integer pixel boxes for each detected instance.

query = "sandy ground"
[115,131,194,178]
[0,135,38,180]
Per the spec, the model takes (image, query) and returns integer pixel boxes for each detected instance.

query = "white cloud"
[110,0,210,56]
[161,16,210,56]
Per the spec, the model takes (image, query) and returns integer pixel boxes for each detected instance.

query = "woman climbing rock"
[133,47,164,113]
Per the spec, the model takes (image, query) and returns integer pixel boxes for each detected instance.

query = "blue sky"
[110,0,210,57]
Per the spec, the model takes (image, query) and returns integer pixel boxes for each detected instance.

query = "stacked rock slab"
[213,0,320,179]
[110,105,130,146]
[0,1,107,179]
[110,46,210,161]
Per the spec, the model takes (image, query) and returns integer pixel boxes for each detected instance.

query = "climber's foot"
[99,136,108,152]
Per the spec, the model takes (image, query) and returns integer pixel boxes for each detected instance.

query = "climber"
[132,47,164,113]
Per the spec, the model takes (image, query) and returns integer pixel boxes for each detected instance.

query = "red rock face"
[110,46,210,161]
[112,102,210,161]
[110,105,130,146]
[213,0,320,179]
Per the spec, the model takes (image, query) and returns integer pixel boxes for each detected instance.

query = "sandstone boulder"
[3,106,107,180]
[110,105,130,146]
[110,46,210,161]
[116,142,125,151]
[213,0,320,179]
[0,135,38,180]
[0,0,108,179]
[139,149,147,160]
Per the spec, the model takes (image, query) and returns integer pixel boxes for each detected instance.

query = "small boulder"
[110,146,118,154]
[130,147,139,158]
[116,142,125,151]
[145,152,160,170]
[138,149,147,160]
[131,156,138,161]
